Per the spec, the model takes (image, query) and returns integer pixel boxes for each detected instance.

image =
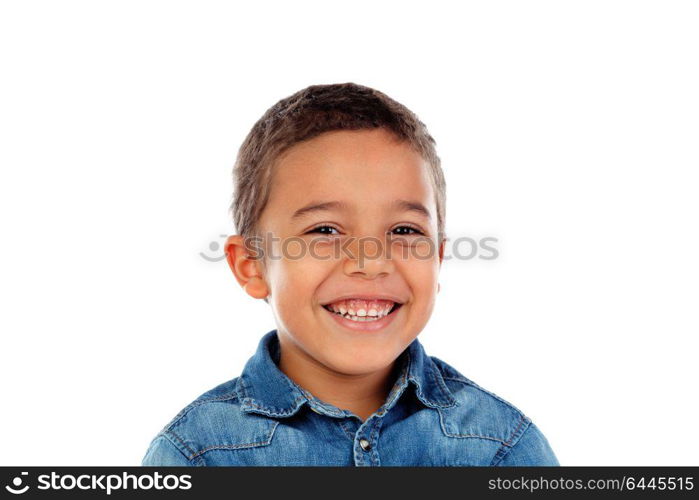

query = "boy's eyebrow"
[291,200,349,220]
[392,199,432,220]
[290,199,432,220]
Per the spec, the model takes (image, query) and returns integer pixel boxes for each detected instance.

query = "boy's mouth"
[321,298,403,323]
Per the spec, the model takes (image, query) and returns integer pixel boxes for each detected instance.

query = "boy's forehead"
[266,129,436,215]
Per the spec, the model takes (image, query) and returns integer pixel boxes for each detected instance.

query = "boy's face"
[246,128,443,376]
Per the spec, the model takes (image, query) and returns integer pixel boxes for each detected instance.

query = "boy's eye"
[307,225,340,235]
[392,225,424,236]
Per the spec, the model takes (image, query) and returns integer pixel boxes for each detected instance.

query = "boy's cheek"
[267,257,332,298]
[307,239,338,260]
[388,239,441,262]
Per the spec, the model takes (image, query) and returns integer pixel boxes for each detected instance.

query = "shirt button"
[359,438,371,452]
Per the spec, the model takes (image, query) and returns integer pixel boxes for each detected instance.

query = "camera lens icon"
[5,472,29,494]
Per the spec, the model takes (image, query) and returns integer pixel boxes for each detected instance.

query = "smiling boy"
[141,83,559,466]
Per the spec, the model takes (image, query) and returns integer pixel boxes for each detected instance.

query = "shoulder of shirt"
[429,355,535,453]
[160,377,243,430]
[429,355,526,415]
[150,377,277,464]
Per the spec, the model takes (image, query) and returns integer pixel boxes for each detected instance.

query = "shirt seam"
[437,408,510,444]
[490,414,533,466]
[159,431,200,465]
[337,419,356,442]
[188,420,280,460]
[162,391,240,433]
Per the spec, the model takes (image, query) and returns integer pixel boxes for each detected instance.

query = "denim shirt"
[142,330,559,466]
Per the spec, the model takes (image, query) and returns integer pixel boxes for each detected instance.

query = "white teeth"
[324,301,400,322]
[346,313,378,322]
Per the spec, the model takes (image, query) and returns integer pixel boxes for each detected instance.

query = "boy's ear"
[224,235,269,300]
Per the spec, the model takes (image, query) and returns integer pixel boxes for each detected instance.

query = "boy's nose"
[342,236,395,278]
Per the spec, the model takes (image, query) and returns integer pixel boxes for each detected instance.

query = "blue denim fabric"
[142,330,558,466]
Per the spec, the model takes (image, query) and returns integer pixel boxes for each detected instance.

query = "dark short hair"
[230,82,445,241]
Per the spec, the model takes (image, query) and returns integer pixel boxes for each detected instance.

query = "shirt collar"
[238,329,457,419]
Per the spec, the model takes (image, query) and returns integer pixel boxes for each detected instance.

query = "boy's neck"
[276,336,401,422]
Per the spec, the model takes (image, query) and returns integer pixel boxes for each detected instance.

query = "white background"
[1,1,697,466]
